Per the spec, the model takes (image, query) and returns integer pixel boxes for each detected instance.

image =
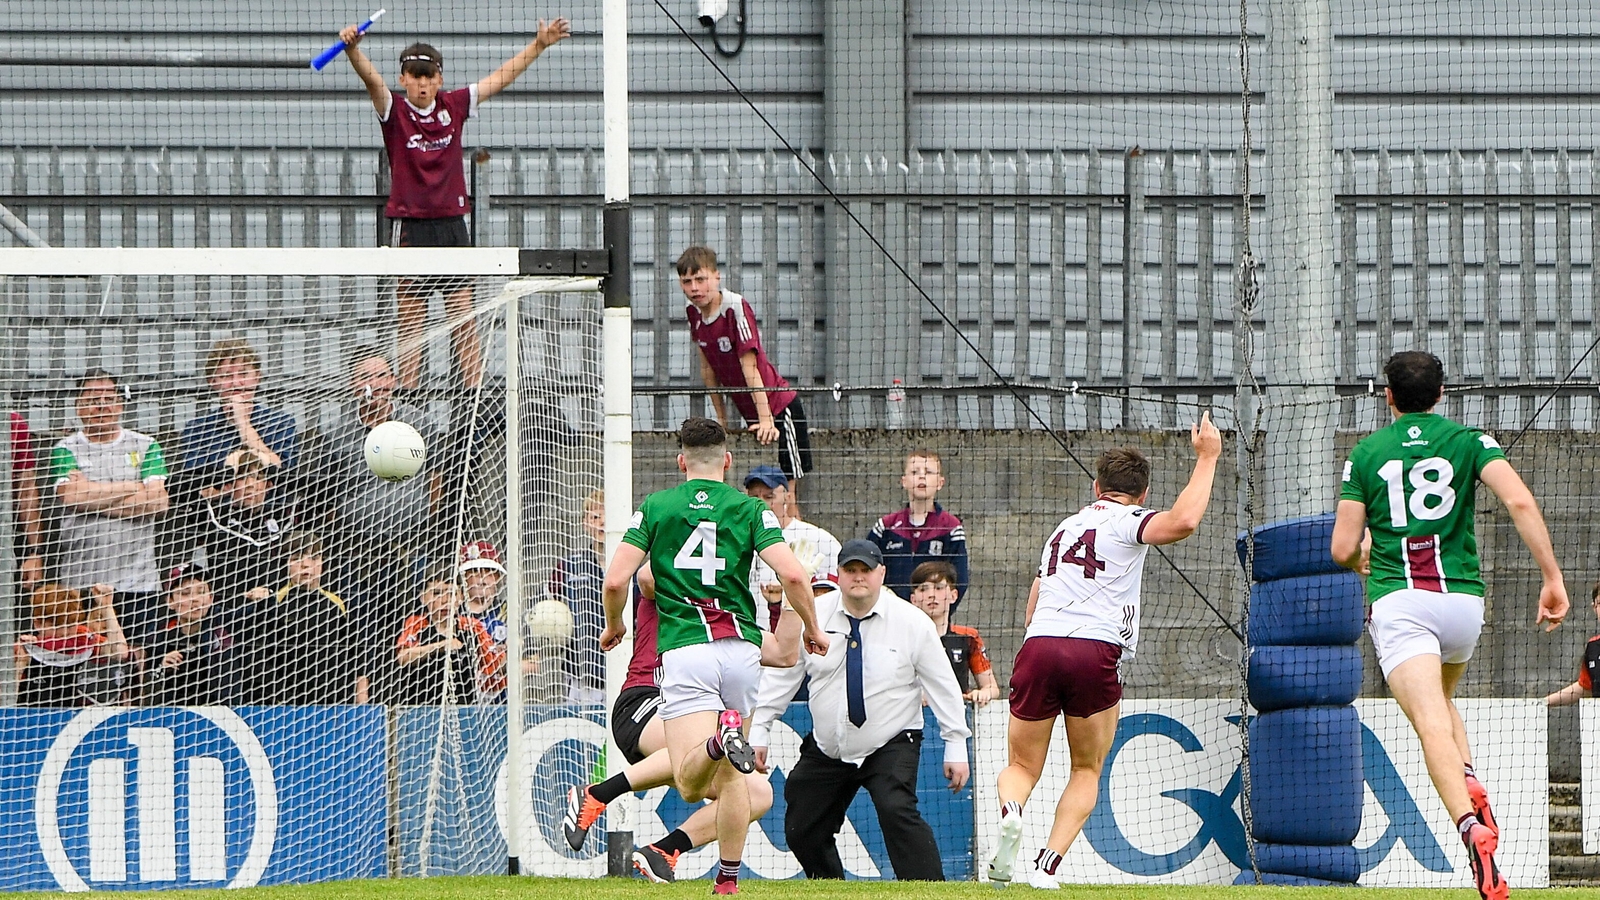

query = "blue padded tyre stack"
[1234,513,1365,885]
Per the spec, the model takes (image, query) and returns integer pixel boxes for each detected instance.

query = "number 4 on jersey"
[1048,528,1107,579]
[674,521,727,586]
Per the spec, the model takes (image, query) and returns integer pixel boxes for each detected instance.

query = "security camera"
[698,0,728,26]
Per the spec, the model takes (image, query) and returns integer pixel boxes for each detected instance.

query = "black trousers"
[783,730,945,881]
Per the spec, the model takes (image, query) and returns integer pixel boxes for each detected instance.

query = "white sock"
[1001,800,1022,820]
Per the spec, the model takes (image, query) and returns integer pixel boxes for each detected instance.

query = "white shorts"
[1368,589,1485,678]
[659,637,762,720]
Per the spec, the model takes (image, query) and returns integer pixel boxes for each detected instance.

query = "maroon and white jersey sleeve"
[1026,499,1157,655]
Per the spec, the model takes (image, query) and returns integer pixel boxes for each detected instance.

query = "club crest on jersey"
[630,511,643,528]
[439,109,451,126]
[717,337,732,353]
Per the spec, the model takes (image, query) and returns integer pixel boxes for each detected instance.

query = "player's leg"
[1387,657,1472,817]
[989,636,1060,883]
[395,278,427,390]
[443,282,483,390]
[567,689,672,850]
[634,769,774,884]
[660,640,755,802]
[709,744,751,892]
[1445,660,1499,835]
[707,638,762,893]
[1045,702,1119,854]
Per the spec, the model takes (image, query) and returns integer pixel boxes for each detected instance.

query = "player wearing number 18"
[1332,351,1569,900]
[601,417,828,895]
[987,412,1222,889]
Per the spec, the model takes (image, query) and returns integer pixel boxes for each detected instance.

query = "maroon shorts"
[1008,636,1124,721]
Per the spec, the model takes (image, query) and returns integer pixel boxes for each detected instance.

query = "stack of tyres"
[1235,514,1366,885]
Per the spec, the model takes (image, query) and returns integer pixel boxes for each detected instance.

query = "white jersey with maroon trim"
[1026,499,1158,655]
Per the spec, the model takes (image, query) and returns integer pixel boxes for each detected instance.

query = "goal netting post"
[0,247,611,887]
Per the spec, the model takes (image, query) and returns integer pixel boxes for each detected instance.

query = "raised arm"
[1479,458,1569,631]
[477,18,572,102]
[339,24,392,117]
[1138,411,1222,546]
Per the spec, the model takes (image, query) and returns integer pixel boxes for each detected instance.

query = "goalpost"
[0,245,627,883]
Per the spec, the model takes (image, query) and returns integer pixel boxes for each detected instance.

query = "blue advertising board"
[393,703,974,880]
[0,706,386,892]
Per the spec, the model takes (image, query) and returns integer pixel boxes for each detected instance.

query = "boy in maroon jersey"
[338,16,571,390]
[679,246,812,517]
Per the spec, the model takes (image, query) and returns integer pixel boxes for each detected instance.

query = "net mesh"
[5,0,1600,889]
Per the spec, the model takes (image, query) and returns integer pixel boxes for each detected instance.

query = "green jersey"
[1339,412,1507,602]
[623,478,786,653]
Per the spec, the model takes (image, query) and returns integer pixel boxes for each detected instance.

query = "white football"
[364,420,427,482]
[527,598,575,643]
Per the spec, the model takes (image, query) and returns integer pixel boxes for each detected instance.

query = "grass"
[12,878,1600,900]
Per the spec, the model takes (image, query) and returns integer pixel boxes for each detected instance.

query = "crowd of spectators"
[6,338,579,708]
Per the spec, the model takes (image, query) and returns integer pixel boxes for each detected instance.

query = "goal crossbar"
[0,247,607,278]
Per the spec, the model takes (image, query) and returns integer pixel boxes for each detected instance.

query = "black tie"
[846,615,867,727]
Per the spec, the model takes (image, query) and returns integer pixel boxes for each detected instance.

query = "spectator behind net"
[308,348,442,648]
[866,449,969,609]
[48,369,170,640]
[458,539,539,702]
[196,449,295,633]
[144,562,238,706]
[10,411,44,590]
[245,531,369,705]
[549,489,608,705]
[14,583,131,707]
[174,339,297,497]
[395,564,506,705]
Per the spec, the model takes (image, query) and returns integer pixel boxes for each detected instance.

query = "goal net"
[0,247,611,887]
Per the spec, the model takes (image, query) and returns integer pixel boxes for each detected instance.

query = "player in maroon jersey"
[337,17,571,390]
[678,246,812,518]
[561,562,802,883]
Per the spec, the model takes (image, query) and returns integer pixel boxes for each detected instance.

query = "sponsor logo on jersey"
[405,133,455,152]
[761,510,781,530]
[629,511,643,529]
[689,490,714,511]
[1402,425,1429,448]
[1479,434,1501,449]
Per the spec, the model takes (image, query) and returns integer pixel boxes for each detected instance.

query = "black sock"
[589,772,633,805]
[715,859,740,884]
[655,829,693,856]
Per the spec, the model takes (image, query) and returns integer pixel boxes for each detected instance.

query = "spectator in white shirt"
[748,539,970,881]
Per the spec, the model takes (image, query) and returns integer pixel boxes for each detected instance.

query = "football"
[363,420,427,482]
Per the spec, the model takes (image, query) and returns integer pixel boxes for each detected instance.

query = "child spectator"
[174,339,297,495]
[197,450,295,630]
[337,16,570,390]
[1548,581,1600,707]
[246,532,369,705]
[14,583,131,707]
[143,563,237,706]
[679,246,813,516]
[548,490,606,704]
[459,539,510,702]
[867,449,969,607]
[49,370,170,640]
[910,561,998,706]
[394,566,506,706]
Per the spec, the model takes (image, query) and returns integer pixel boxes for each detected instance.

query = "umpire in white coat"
[749,539,971,880]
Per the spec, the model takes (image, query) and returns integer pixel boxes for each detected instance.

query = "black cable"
[653,0,1243,643]
[1504,329,1600,451]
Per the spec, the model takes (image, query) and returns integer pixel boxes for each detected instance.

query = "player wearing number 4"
[988,412,1221,889]
[601,417,829,895]
[1332,351,1569,900]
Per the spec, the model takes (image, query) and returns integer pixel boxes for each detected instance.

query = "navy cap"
[743,465,789,489]
[165,560,208,593]
[837,539,884,569]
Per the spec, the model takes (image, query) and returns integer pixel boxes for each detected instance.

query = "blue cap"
[743,465,789,489]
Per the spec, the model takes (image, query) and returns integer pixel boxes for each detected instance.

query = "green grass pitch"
[12,879,1600,900]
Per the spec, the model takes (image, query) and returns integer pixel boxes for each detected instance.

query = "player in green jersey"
[1332,351,1568,900]
[601,417,827,895]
